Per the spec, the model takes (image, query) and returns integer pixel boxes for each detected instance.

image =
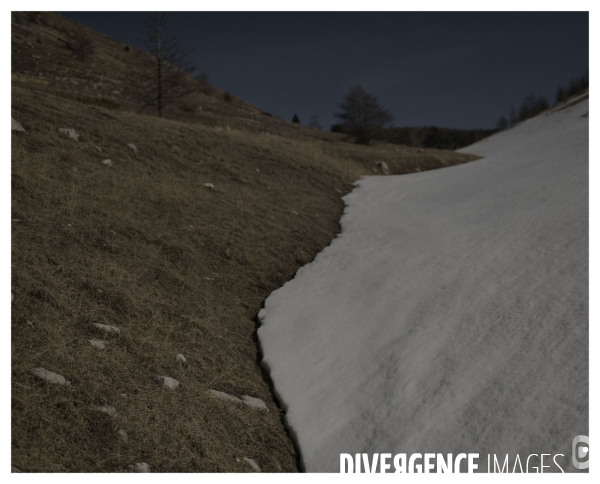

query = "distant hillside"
[376,126,497,150]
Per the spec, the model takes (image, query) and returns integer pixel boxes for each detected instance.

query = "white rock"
[127,143,139,154]
[92,323,121,334]
[33,367,71,385]
[101,159,113,166]
[58,127,80,141]
[236,457,261,472]
[155,376,179,389]
[375,161,389,175]
[118,429,129,442]
[129,462,150,473]
[209,389,242,403]
[203,183,215,190]
[88,340,105,349]
[174,354,187,363]
[11,118,25,132]
[94,405,116,417]
[241,395,268,411]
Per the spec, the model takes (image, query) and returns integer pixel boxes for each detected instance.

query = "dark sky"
[59,11,589,130]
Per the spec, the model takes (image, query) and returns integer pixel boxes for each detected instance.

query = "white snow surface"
[258,99,588,472]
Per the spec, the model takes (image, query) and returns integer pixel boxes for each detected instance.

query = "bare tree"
[60,27,93,61]
[334,84,393,144]
[139,13,197,117]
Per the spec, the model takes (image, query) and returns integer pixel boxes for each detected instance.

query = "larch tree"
[334,84,393,145]
[139,13,197,117]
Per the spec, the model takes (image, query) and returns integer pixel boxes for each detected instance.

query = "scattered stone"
[92,323,121,334]
[88,340,105,349]
[11,118,25,132]
[375,161,390,175]
[101,159,113,166]
[120,393,127,398]
[203,183,215,191]
[129,462,150,473]
[241,395,268,411]
[255,168,260,173]
[236,457,261,472]
[33,367,71,385]
[27,320,34,328]
[209,389,242,403]
[94,405,116,417]
[127,143,139,154]
[291,211,299,215]
[155,375,179,389]
[119,429,129,442]
[175,353,187,364]
[57,127,80,141]
[335,189,342,194]
[112,90,121,95]
[95,146,102,152]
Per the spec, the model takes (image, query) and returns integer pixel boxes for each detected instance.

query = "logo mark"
[572,435,589,470]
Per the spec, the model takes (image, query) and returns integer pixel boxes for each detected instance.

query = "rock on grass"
[33,368,71,385]
[236,457,261,472]
[92,323,120,334]
[241,395,268,411]
[57,127,80,141]
[11,118,25,132]
[129,462,150,472]
[155,375,179,389]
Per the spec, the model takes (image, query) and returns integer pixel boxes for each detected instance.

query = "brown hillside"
[11,12,479,472]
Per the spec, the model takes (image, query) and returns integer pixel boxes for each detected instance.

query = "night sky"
[59,11,589,130]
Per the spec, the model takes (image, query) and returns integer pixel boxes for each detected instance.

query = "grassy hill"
[11,12,480,472]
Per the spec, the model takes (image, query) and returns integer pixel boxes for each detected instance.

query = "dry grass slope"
[11,12,480,472]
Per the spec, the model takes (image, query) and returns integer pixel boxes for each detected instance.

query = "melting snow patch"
[155,376,179,389]
[241,395,268,411]
[92,323,120,334]
[236,457,261,472]
[88,340,105,349]
[58,127,80,141]
[33,368,71,385]
[129,462,150,473]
